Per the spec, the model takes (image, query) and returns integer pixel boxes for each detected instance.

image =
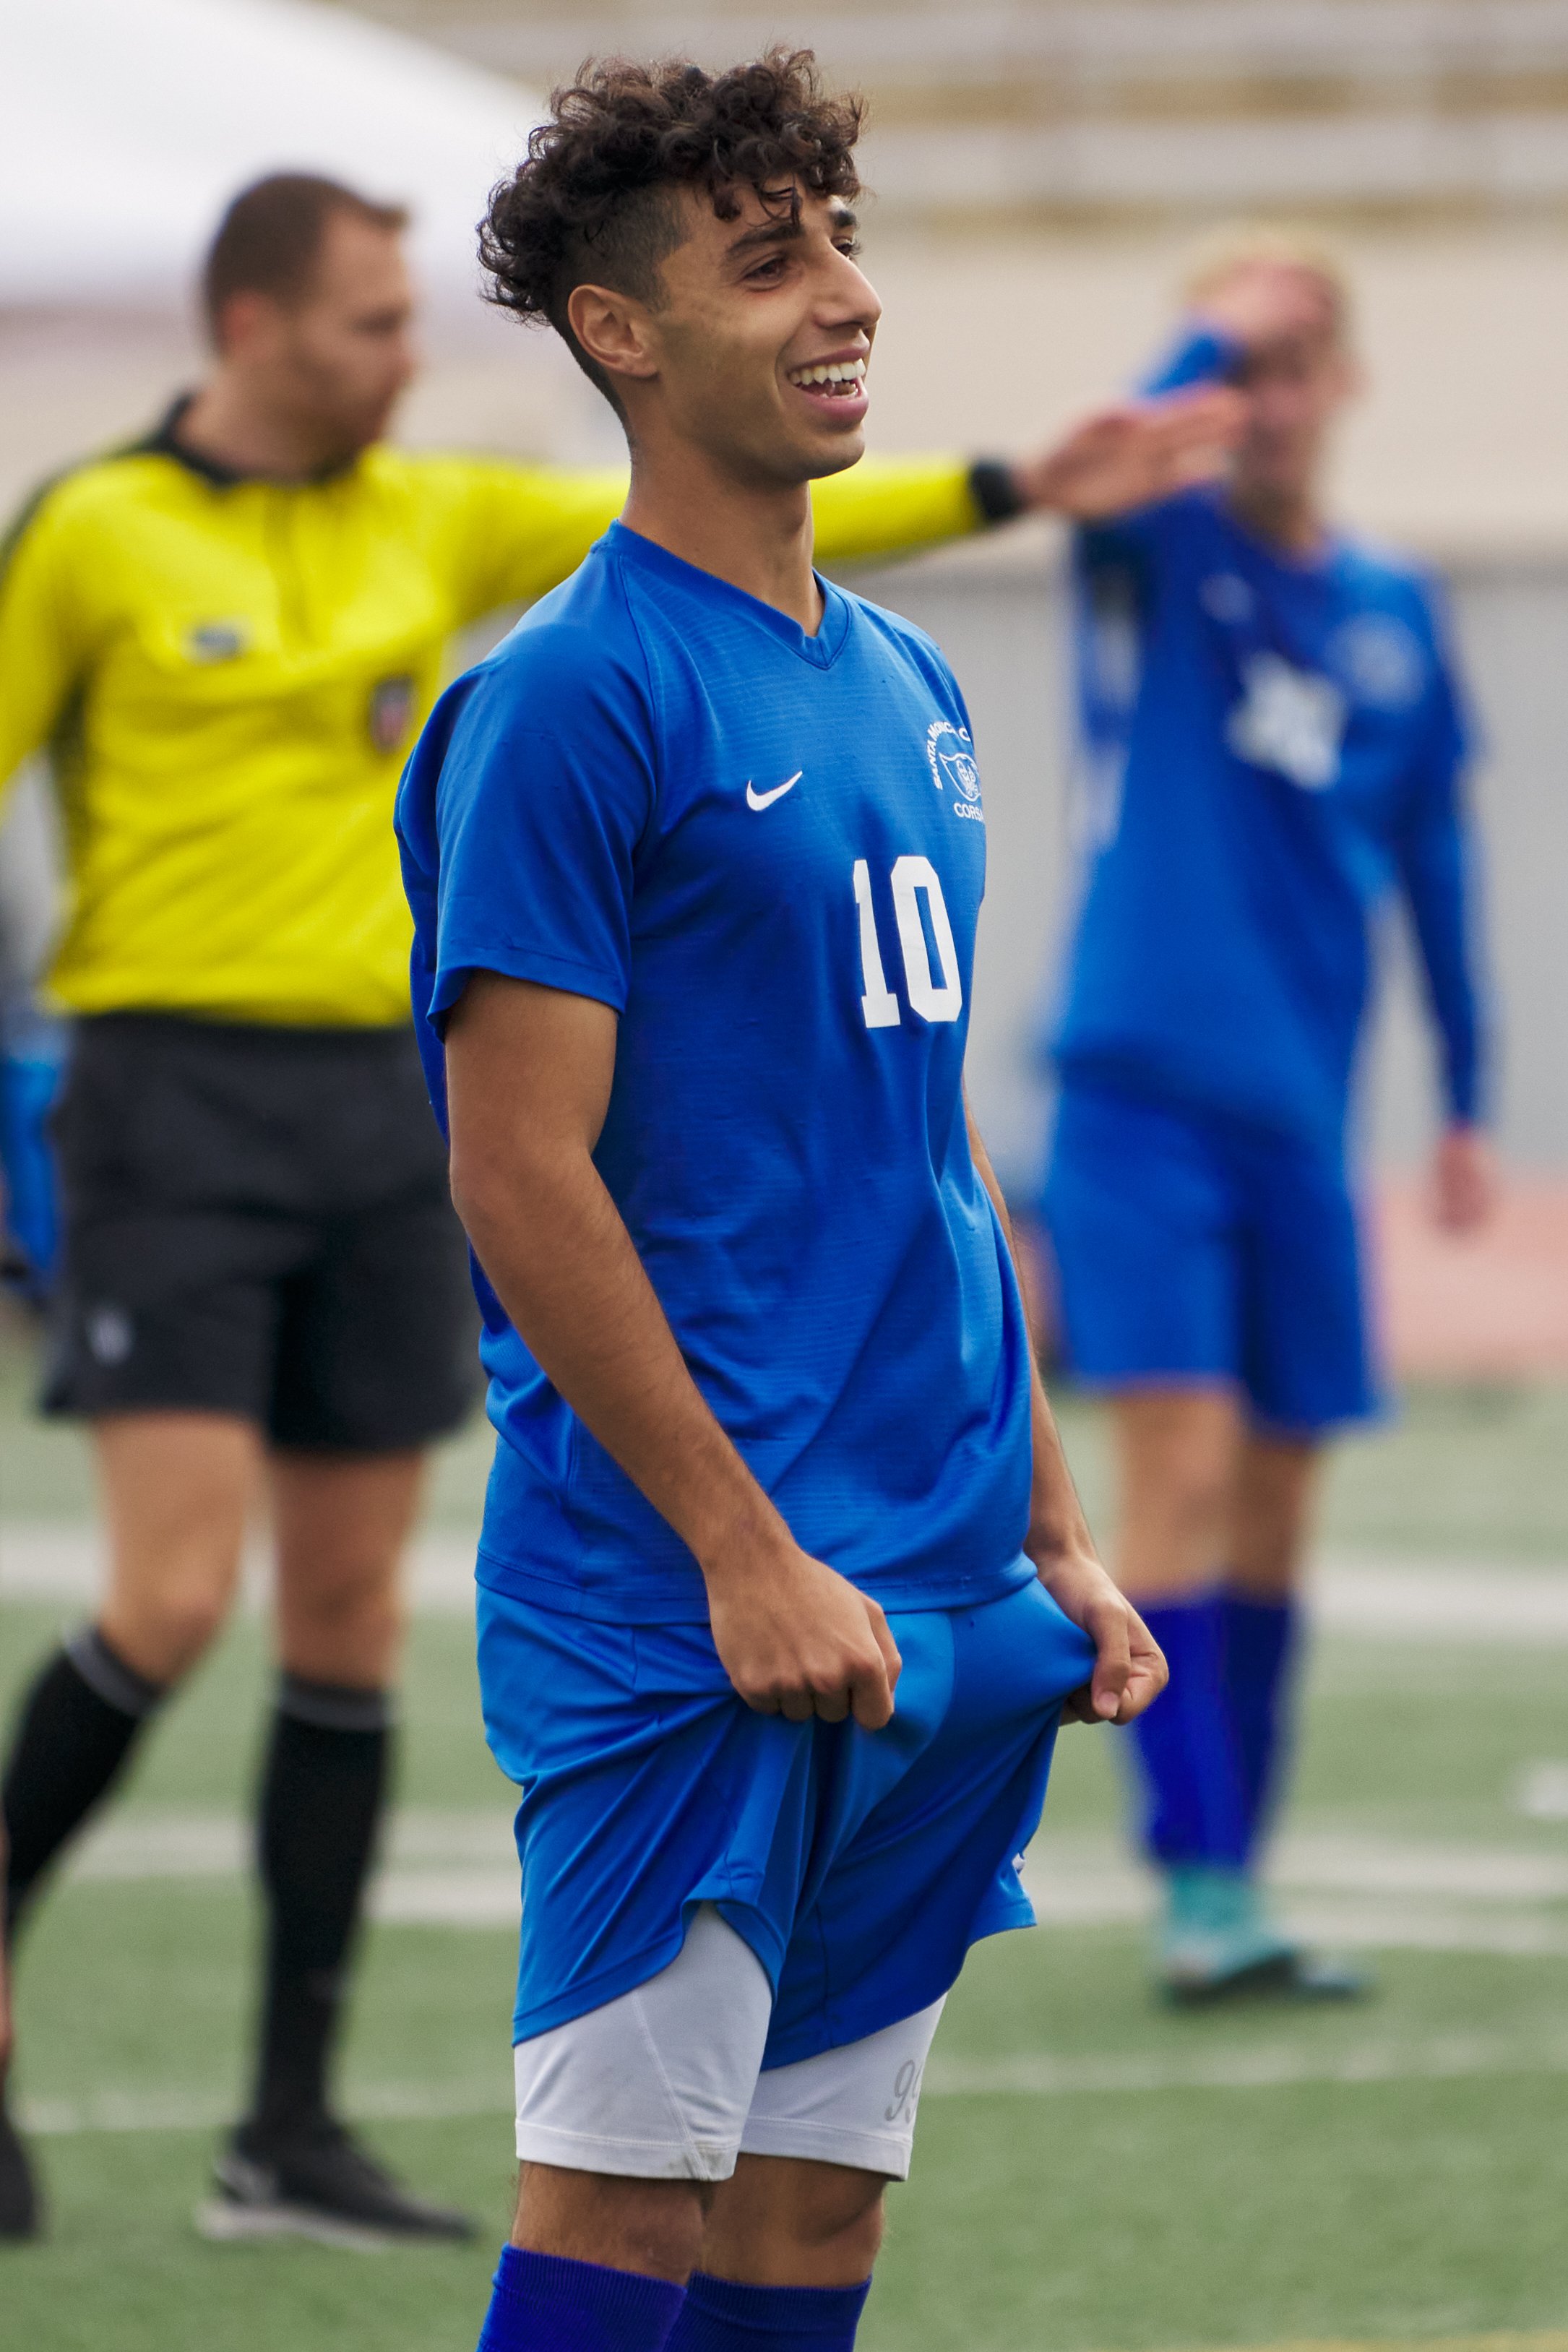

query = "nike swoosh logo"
[746,770,803,811]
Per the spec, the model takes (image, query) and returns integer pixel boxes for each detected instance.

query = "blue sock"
[666,2271,871,2349]
[478,2247,686,2352]
[1126,1593,1249,1869]
[1220,1592,1298,1859]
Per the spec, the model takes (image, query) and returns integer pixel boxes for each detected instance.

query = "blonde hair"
[1180,223,1353,342]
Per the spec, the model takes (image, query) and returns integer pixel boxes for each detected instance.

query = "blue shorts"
[1042,1080,1379,1435]
[476,1575,1095,2068]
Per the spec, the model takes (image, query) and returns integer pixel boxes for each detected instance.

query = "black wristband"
[968,459,1028,526]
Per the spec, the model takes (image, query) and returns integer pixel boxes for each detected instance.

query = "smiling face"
[572,181,882,488]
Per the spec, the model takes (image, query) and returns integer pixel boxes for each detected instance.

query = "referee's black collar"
[138,394,360,487]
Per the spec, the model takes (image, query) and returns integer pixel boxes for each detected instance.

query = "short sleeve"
[418,457,629,624]
[1387,580,1486,1125]
[399,624,658,1036]
[0,481,98,798]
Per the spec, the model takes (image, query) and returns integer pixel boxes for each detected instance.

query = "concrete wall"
[843,539,1568,1193]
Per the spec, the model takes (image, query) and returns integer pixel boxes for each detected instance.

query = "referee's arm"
[432,454,1020,627]
[434,407,1241,626]
[0,491,93,798]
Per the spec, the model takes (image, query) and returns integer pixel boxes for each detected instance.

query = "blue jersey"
[397,522,1035,1625]
[1049,324,1485,1147]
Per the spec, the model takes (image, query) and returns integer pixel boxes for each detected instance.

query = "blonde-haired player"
[1040,227,1494,2001]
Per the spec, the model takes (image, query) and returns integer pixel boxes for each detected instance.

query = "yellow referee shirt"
[0,412,993,1028]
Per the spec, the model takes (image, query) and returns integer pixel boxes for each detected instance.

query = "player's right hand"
[704,1541,903,1731]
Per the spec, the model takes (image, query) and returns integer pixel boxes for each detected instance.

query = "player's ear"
[568,283,660,385]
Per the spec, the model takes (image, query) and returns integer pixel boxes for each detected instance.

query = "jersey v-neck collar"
[604,520,851,670]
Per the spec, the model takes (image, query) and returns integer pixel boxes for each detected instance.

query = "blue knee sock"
[478,2247,686,2352]
[666,2272,871,2350]
[1220,1592,1298,1860]
[1126,1593,1249,1869]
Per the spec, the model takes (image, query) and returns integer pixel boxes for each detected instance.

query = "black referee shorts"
[43,1014,479,1451]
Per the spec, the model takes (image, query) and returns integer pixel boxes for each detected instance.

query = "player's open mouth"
[785,358,868,403]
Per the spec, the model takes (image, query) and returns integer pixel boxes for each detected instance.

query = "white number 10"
[853,856,963,1030]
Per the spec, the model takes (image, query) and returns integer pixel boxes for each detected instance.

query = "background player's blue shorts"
[476,1575,1095,2068]
[1042,1078,1379,1434]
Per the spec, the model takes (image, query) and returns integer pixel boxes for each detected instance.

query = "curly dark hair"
[479,49,863,404]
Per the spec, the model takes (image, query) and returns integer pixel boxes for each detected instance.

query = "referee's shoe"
[197,2115,473,2251]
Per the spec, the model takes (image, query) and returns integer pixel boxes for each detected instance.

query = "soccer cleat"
[0,2090,43,2242]
[1155,1861,1372,2007]
[195,2117,475,2251]
[1163,1943,1373,2007]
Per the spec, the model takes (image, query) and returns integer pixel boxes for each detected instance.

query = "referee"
[0,171,1233,2244]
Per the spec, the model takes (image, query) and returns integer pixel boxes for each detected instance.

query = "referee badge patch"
[185,619,250,663]
[369,673,416,755]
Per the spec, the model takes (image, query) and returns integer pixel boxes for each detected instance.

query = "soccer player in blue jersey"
[394,51,1203,2352]
[1041,231,1495,2004]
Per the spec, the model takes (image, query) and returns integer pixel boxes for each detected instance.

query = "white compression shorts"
[513,1903,945,2183]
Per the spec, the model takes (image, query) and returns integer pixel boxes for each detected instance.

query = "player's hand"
[704,1539,903,1731]
[1028,1541,1167,1726]
[1431,1122,1498,1233]
[1011,387,1244,522]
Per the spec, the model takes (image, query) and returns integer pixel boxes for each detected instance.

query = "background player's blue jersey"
[1048,324,1486,1147]
[398,522,1035,1625]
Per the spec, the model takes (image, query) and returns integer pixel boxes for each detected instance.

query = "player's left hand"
[1431,1122,1498,1233]
[1010,386,1244,522]
[1029,1543,1168,1726]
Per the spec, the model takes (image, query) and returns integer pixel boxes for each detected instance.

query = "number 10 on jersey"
[853,856,963,1028]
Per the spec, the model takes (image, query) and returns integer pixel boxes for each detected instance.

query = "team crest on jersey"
[1199,571,1254,624]
[368,673,416,755]
[926,718,984,819]
[185,619,249,663]
[1329,613,1426,712]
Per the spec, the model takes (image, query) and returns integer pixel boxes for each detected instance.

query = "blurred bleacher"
[354,0,1568,225]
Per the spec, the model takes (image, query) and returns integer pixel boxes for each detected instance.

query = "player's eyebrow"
[724,202,859,261]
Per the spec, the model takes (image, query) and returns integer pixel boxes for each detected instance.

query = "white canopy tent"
[0,0,541,327]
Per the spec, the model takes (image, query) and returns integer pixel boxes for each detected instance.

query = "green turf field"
[3,1324,1567,2352]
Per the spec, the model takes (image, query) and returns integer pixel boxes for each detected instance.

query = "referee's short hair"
[202,173,410,342]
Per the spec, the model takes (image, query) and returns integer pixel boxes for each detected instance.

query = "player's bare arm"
[444,971,900,1730]
[1432,1122,1497,1230]
[965,1102,1167,1727]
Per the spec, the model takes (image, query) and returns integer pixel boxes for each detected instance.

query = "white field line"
[0,1525,481,1613]
[923,2028,1568,2097]
[8,1525,1568,1640]
[22,2030,1568,2140]
[1020,1830,1568,1956]
[1198,2338,1568,2352]
[53,1810,1568,1950]
[1518,1761,1568,1818]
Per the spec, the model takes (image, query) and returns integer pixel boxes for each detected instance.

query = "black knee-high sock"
[249,1675,392,2139]
[2,1627,165,1938]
